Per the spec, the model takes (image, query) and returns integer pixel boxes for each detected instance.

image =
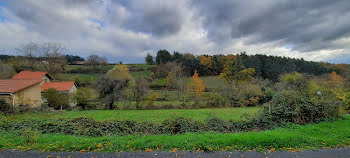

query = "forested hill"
[146,50,343,81]
[237,53,333,81]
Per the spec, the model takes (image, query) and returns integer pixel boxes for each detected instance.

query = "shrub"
[101,120,136,135]
[0,98,14,114]
[73,87,94,110]
[256,90,341,126]
[204,93,226,108]
[42,88,69,110]
[162,116,204,134]
[206,116,229,132]
[220,82,265,107]
[261,88,275,103]
[20,128,42,144]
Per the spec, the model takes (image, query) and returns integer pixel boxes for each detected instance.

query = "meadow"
[1,115,349,152]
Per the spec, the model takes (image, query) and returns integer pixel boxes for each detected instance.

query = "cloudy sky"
[0,0,349,63]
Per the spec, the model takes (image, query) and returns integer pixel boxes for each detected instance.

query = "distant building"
[73,61,89,65]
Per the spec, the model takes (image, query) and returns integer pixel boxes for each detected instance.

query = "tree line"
[146,50,340,81]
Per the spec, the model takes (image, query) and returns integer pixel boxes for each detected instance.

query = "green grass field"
[1,115,349,152]
[3,107,259,122]
[59,73,100,82]
[61,64,153,82]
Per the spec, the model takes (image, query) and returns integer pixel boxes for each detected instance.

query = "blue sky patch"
[90,18,105,28]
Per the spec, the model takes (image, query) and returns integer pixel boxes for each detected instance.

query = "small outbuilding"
[41,81,77,93]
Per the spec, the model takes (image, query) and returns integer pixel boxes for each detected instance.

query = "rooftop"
[0,80,42,93]
[12,71,51,80]
[41,82,75,92]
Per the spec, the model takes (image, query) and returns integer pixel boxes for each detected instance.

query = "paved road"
[0,148,349,158]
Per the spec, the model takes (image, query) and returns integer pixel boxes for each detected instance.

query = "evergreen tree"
[145,53,154,65]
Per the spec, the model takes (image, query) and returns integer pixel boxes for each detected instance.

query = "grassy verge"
[3,107,259,122]
[1,115,349,152]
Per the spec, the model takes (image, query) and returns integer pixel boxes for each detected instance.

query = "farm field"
[3,107,259,122]
[1,115,349,152]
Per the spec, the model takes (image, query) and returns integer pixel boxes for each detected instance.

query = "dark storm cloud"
[1,0,350,63]
[116,0,185,37]
[192,0,350,52]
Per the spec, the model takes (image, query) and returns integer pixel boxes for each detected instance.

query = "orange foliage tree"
[188,71,206,99]
[329,71,344,82]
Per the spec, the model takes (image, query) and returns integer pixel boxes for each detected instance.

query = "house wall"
[69,85,78,94]
[13,83,42,107]
[40,76,51,85]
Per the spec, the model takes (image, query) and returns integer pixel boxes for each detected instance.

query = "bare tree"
[88,54,108,69]
[15,42,67,76]
[133,78,149,109]
[39,42,67,75]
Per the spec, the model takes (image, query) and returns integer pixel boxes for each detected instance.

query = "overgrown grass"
[1,115,349,152]
[3,107,259,122]
[58,73,99,82]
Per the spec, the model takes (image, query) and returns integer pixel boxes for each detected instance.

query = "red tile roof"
[0,79,42,93]
[12,71,51,80]
[41,82,75,92]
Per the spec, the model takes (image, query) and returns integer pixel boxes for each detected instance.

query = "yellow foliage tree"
[106,64,134,81]
[199,55,213,67]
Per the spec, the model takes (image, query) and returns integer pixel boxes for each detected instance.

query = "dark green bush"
[101,120,136,135]
[0,98,14,114]
[206,116,229,132]
[252,90,341,127]
[162,116,204,134]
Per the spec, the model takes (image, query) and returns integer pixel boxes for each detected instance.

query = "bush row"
[0,116,260,137]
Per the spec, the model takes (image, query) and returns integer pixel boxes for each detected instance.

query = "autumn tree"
[329,71,344,87]
[188,71,205,104]
[198,55,214,75]
[106,64,134,81]
[220,57,255,82]
[281,72,309,92]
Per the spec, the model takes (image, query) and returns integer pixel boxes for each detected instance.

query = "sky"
[0,0,349,64]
